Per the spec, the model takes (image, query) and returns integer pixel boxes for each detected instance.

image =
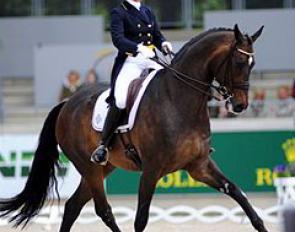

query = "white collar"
[126,0,141,11]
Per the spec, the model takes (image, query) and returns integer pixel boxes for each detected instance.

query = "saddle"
[92,68,160,133]
[92,68,158,168]
[125,68,154,115]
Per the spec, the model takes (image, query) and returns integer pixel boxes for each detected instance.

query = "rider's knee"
[115,99,126,109]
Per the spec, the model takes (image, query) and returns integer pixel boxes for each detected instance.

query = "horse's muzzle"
[230,98,247,113]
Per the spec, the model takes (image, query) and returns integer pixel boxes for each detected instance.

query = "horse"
[0,24,267,232]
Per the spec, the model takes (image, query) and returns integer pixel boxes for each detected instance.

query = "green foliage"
[246,0,283,9]
[45,0,81,15]
[92,0,118,28]
[0,0,31,16]
[145,0,182,22]
[93,3,109,25]
[194,0,230,27]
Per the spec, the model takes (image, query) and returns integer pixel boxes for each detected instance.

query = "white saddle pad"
[92,69,160,132]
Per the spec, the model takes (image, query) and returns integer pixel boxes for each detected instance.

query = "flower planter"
[274,177,295,205]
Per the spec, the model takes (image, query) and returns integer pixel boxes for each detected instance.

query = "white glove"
[137,44,155,59]
[162,41,173,54]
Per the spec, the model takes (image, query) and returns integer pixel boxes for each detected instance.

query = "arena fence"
[0,204,280,227]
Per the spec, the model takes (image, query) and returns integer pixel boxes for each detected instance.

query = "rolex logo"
[282,138,295,163]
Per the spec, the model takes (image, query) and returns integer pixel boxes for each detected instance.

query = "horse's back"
[62,83,108,112]
[56,83,108,147]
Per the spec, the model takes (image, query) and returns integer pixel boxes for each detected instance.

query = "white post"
[0,77,3,123]
[31,0,44,16]
[81,0,93,15]
[231,0,245,10]
[182,0,193,30]
[284,0,293,8]
[283,206,295,232]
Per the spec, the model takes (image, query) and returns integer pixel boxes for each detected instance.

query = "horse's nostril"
[234,104,244,113]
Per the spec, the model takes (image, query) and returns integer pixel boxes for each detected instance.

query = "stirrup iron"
[91,145,109,166]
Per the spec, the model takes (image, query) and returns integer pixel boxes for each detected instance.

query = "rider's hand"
[137,44,155,59]
[162,41,173,54]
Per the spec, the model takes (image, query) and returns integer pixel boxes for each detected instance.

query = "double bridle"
[153,42,255,102]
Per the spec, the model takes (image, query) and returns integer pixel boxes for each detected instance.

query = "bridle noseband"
[153,42,255,102]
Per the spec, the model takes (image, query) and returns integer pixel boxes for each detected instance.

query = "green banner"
[106,131,294,195]
[1,131,294,196]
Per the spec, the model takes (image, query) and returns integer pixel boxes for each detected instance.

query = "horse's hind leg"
[59,164,116,232]
[134,171,160,232]
[59,178,92,232]
[87,166,121,232]
[186,158,268,232]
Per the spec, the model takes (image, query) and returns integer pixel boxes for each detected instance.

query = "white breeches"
[114,53,162,109]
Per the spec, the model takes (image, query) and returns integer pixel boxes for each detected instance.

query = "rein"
[152,55,220,100]
[153,43,254,102]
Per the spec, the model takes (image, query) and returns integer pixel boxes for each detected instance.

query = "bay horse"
[0,25,267,232]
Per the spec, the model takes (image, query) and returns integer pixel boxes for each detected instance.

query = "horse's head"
[213,24,264,114]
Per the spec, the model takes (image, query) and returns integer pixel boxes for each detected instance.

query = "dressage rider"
[91,0,173,164]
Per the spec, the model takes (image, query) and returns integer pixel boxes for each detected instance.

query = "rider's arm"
[111,8,138,56]
[149,9,166,51]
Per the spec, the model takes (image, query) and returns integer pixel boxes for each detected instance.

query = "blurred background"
[0,1,295,231]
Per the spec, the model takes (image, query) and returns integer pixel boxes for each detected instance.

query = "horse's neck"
[173,33,231,81]
[151,71,210,139]
[153,62,209,132]
[163,43,216,112]
[153,38,225,132]
[143,34,231,140]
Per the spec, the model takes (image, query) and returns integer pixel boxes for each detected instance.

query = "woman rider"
[91,0,173,165]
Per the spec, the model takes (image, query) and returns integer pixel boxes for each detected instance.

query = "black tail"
[0,102,66,227]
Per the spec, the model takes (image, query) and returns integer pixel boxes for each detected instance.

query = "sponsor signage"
[0,135,80,198]
[106,131,294,194]
[0,131,294,196]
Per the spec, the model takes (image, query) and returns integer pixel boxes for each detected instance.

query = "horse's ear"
[234,24,243,44]
[251,26,264,43]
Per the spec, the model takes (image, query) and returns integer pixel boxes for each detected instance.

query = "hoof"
[255,221,268,232]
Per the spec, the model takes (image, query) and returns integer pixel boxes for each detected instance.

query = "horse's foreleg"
[87,167,121,232]
[59,178,92,232]
[186,158,268,232]
[134,171,160,232]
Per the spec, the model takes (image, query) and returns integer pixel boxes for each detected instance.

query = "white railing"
[0,205,281,227]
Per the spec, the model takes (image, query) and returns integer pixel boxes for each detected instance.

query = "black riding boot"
[91,105,123,165]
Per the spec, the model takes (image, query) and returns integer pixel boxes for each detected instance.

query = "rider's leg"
[114,58,143,109]
[91,56,143,165]
[91,104,124,164]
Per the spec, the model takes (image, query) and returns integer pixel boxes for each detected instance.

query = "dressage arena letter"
[256,168,276,186]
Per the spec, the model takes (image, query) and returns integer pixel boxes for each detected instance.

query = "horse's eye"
[235,54,248,68]
[235,60,247,69]
[250,59,255,69]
